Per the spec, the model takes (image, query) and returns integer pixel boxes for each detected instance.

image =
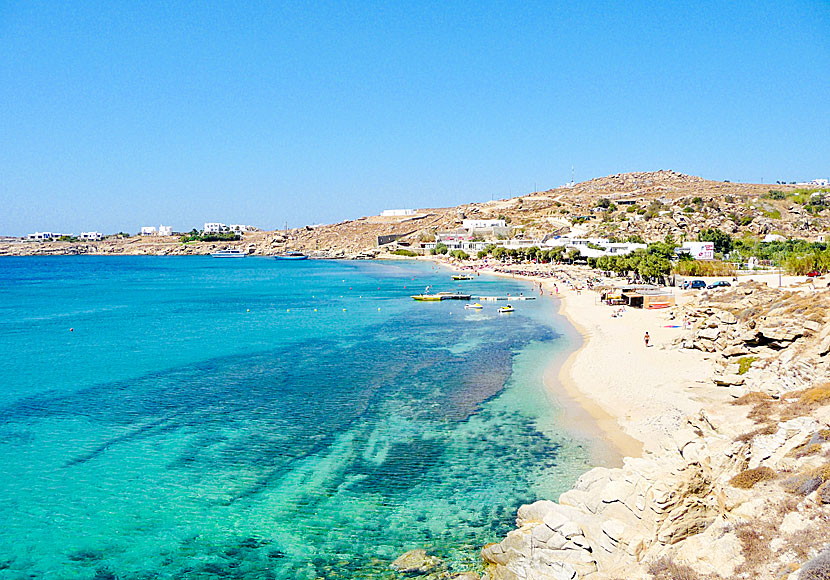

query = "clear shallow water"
[0,257,593,579]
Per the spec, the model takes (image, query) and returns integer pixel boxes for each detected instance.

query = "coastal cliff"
[481,280,830,580]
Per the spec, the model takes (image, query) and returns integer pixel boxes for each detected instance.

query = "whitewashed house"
[462,219,506,230]
[80,232,102,241]
[158,225,173,236]
[27,232,55,241]
[141,226,157,236]
[381,209,415,217]
[204,223,228,234]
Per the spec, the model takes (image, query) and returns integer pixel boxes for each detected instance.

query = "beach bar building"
[603,285,676,309]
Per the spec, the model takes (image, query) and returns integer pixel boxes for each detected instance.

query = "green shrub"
[180,232,240,242]
[672,260,736,277]
[390,249,417,257]
[738,356,758,375]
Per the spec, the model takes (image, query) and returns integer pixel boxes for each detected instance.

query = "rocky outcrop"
[483,283,830,580]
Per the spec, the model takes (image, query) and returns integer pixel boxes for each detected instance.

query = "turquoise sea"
[0,257,596,579]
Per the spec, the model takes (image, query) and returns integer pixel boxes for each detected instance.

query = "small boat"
[464,303,483,310]
[211,248,246,258]
[274,251,308,260]
[412,294,443,301]
[412,291,472,301]
[498,304,515,313]
[452,275,473,280]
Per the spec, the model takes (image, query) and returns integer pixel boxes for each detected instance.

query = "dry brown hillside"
[2,171,826,257]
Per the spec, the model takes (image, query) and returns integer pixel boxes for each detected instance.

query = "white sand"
[428,257,822,463]
[550,282,714,458]
[432,258,727,461]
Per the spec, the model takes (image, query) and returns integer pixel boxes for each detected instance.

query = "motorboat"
[464,303,484,310]
[274,251,308,260]
[451,274,473,280]
[412,294,443,301]
[211,248,246,258]
[412,291,472,301]
[497,304,515,313]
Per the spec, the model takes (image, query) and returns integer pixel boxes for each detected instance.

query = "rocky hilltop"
[482,281,830,580]
[2,171,826,257]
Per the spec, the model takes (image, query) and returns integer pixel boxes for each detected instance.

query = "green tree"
[698,228,733,254]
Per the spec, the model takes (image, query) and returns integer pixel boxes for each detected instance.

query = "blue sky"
[1,1,827,235]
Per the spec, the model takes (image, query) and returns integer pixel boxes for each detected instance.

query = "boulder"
[723,345,749,357]
[698,327,721,341]
[717,311,738,324]
[390,549,442,574]
[758,325,802,342]
[715,374,745,386]
[517,500,558,526]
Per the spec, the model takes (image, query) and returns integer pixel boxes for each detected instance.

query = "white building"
[381,209,415,217]
[158,225,173,236]
[204,223,228,234]
[423,240,489,253]
[141,226,157,236]
[229,224,252,234]
[27,232,55,241]
[80,232,102,241]
[676,241,715,260]
[462,219,506,230]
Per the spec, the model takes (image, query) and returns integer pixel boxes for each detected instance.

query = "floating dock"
[475,296,536,301]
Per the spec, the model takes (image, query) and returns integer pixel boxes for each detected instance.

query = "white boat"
[211,248,246,258]
[498,304,515,313]
[464,303,484,310]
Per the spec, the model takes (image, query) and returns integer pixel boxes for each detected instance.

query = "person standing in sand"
[644,332,650,347]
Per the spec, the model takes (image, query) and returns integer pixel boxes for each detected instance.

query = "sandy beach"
[427,258,735,460]
[429,258,824,461]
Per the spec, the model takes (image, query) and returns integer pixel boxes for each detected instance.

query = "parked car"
[807,270,821,277]
[688,280,707,289]
[707,281,731,289]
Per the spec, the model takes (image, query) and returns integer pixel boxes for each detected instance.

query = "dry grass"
[735,424,777,443]
[647,557,708,580]
[732,506,830,579]
[782,463,830,496]
[730,466,777,489]
[781,384,830,421]
[788,429,830,458]
[731,385,830,429]
[732,391,775,406]
[735,519,777,574]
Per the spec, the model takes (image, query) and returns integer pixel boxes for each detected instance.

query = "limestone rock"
[715,374,745,386]
[390,549,442,574]
[517,500,558,526]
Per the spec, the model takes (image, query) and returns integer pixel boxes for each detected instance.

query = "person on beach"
[644,332,650,347]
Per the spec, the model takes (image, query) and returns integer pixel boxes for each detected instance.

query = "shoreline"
[421,256,637,464]
[424,256,688,461]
